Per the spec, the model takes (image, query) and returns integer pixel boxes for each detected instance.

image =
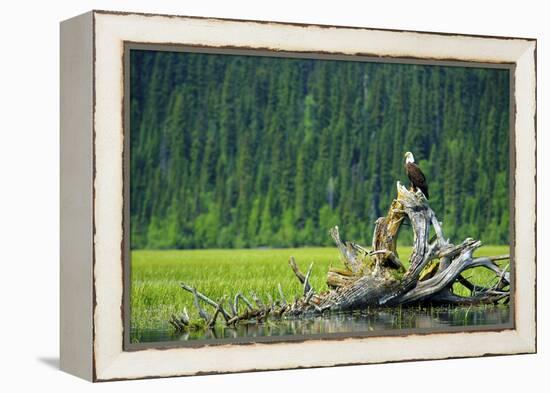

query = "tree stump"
[171,182,510,331]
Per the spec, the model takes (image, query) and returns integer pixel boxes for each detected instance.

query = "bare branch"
[303,262,313,296]
[431,289,509,305]
[228,299,237,317]
[180,283,231,321]
[330,226,362,273]
[288,256,306,284]
[305,288,314,304]
[487,255,510,262]
[191,287,210,322]
[278,283,287,307]
[251,291,265,309]
[235,292,254,311]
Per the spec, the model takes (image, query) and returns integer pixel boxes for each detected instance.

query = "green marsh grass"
[130,245,509,333]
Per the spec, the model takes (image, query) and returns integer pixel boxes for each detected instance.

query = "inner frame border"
[121,41,517,352]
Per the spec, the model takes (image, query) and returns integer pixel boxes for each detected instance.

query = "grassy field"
[130,245,509,334]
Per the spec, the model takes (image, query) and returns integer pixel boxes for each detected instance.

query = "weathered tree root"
[171,182,510,331]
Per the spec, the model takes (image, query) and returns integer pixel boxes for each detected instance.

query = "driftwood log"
[170,182,510,331]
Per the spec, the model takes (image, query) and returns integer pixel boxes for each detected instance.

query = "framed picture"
[60,10,537,381]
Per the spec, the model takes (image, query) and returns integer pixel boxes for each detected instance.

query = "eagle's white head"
[404,151,415,164]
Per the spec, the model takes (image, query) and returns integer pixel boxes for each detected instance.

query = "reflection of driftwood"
[172,182,510,331]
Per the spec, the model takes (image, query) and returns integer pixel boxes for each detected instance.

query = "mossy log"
[171,182,510,331]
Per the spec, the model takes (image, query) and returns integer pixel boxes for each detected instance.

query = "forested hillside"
[130,50,510,249]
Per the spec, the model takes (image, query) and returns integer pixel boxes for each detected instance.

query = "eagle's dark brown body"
[406,162,429,199]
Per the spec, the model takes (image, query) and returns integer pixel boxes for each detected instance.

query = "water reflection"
[131,305,510,344]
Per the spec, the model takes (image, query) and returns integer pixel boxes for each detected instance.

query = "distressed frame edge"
[92,8,538,42]
[512,40,537,354]
[89,11,536,381]
[59,11,95,381]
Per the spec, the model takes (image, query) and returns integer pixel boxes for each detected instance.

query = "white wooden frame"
[60,10,536,381]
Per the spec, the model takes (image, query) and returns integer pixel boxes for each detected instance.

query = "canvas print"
[128,48,511,345]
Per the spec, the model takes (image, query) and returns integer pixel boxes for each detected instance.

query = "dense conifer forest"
[129,50,510,249]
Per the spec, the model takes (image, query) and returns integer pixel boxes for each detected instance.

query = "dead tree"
[171,182,510,331]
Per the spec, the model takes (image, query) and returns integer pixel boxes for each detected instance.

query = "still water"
[131,304,511,344]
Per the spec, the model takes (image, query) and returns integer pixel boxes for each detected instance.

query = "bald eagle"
[404,152,429,199]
